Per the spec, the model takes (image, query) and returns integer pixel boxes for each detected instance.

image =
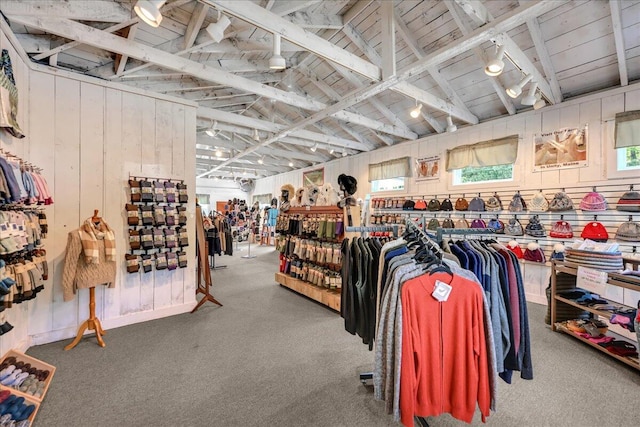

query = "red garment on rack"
[400,272,491,426]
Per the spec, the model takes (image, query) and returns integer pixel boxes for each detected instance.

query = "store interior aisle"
[27,243,640,427]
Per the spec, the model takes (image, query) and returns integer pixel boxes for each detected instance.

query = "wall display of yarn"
[0,150,51,337]
[125,177,189,274]
[369,182,640,263]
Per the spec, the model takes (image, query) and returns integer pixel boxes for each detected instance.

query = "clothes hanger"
[92,209,101,225]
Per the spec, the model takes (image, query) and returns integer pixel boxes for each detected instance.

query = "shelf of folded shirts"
[275,272,340,312]
[554,322,640,370]
[553,295,630,321]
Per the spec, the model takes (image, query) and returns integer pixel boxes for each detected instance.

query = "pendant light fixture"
[410,100,422,118]
[134,0,166,27]
[446,115,457,133]
[205,120,218,137]
[533,93,546,110]
[205,11,231,43]
[485,44,506,76]
[521,81,539,106]
[269,34,286,70]
[506,74,532,98]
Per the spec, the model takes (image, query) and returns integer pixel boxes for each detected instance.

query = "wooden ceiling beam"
[197,106,370,151]
[445,0,516,116]
[451,0,557,104]
[195,0,563,177]
[113,24,138,76]
[609,0,629,86]
[205,0,381,81]
[10,16,413,139]
[286,12,343,30]
[270,1,323,17]
[0,0,130,22]
[183,2,209,50]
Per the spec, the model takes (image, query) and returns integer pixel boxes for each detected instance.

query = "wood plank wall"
[0,31,197,353]
[253,82,640,306]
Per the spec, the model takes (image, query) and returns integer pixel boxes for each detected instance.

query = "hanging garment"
[0,49,25,139]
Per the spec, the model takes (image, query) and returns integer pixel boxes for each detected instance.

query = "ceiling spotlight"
[205,11,231,43]
[243,169,247,175]
[257,155,265,165]
[215,148,222,157]
[506,74,532,98]
[521,81,539,106]
[310,143,318,152]
[533,93,546,110]
[446,116,457,133]
[134,0,166,27]
[252,129,260,141]
[205,120,218,137]
[288,161,294,167]
[269,34,286,70]
[485,44,506,76]
[329,148,335,154]
[410,101,422,119]
[213,176,219,181]
[342,150,348,157]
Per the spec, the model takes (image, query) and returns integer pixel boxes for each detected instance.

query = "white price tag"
[432,280,452,302]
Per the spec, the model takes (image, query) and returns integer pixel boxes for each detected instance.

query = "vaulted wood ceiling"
[2,0,639,180]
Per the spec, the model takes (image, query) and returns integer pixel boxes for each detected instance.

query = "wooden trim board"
[275,272,340,312]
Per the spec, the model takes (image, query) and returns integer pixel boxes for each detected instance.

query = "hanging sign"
[533,124,588,172]
[415,155,441,181]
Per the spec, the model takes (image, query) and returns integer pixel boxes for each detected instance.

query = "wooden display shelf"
[275,272,340,312]
[554,323,640,371]
[0,350,55,403]
[0,386,41,424]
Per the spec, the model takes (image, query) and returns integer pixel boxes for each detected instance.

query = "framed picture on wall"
[252,193,273,206]
[533,125,588,172]
[415,155,441,181]
[303,168,324,187]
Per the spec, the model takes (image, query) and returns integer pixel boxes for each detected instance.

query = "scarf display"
[78,218,116,264]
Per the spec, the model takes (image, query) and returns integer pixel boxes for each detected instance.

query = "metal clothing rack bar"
[345,225,399,237]
[435,227,495,243]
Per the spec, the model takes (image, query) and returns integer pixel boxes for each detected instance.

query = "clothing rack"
[209,211,227,270]
[128,173,184,183]
[345,225,399,237]
[435,227,495,243]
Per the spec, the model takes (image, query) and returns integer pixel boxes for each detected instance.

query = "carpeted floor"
[27,243,640,427]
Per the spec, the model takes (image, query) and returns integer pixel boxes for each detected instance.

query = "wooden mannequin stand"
[64,287,106,350]
[65,209,107,351]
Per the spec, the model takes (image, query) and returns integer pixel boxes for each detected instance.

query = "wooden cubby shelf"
[275,272,340,312]
[550,260,640,371]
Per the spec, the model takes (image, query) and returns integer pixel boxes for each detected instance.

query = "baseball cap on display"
[414,199,427,210]
[509,191,527,212]
[455,218,470,229]
[427,218,441,230]
[549,191,574,211]
[485,193,503,211]
[442,218,455,228]
[529,191,549,212]
[428,198,441,211]
[471,218,487,228]
[581,221,609,242]
[455,197,469,211]
[617,189,640,212]
[615,221,640,241]
[402,200,415,210]
[468,196,486,212]
[440,198,454,211]
[580,191,607,211]
[550,220,574,239]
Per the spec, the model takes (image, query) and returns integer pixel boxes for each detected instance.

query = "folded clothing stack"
[600,340,638,357]
[0,390,35,426]
[564,248,623,272]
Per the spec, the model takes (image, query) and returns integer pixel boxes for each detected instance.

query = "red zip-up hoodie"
[400,272,491,426]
